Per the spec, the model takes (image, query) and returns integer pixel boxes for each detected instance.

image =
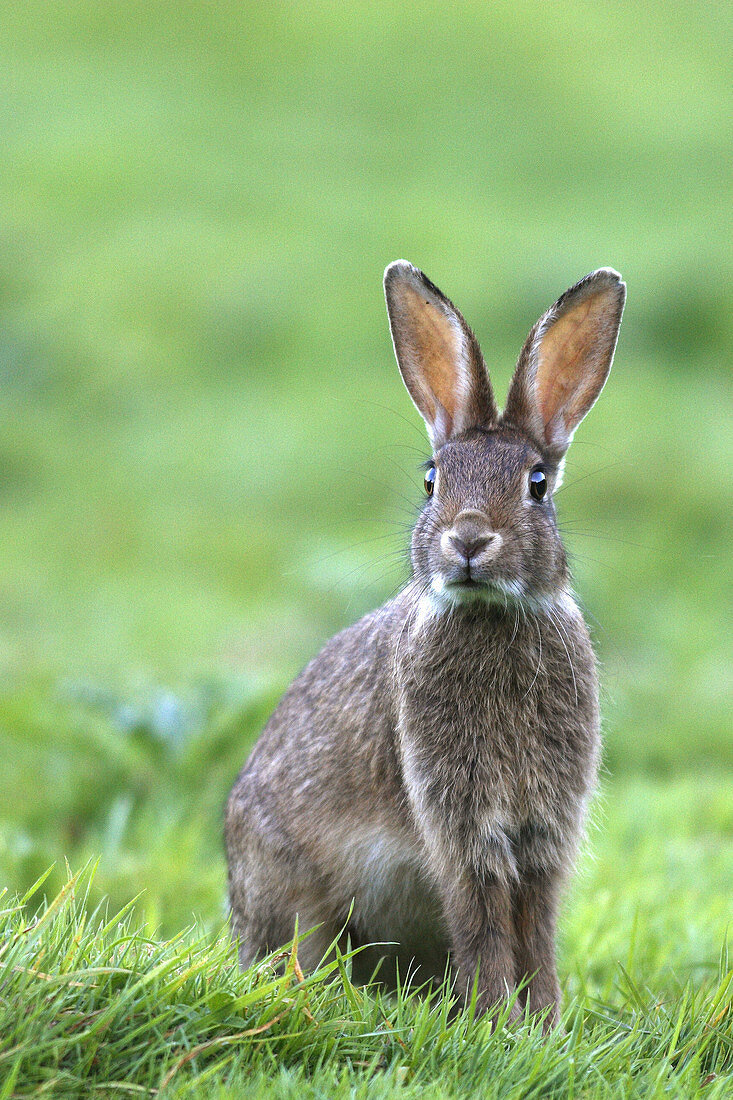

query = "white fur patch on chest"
[336,826,440,942]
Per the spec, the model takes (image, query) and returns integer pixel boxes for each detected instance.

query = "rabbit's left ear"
[384,261,498,449]
[503,268,626,461]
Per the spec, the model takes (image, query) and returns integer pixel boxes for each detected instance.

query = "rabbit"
[226,261,625,1026]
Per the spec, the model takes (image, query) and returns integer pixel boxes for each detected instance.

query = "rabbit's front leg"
[440,870,520,1021]
[512,866,562,1028]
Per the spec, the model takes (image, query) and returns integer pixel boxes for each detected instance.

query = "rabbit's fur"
[226,262,625,1025]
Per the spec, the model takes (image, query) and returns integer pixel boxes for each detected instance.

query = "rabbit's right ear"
[384,261,498,449]
[503,268,626,462]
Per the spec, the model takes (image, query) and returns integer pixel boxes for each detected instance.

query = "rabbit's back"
[226,595,406,827]
[225,591,433,969]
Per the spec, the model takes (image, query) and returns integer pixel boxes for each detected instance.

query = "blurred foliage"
[0,0,730,936]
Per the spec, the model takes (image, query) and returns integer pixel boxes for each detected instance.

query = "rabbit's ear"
[503,269,625,461]
[384,261,498,449]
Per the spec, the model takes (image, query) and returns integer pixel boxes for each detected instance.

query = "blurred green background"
[0,0,730,962]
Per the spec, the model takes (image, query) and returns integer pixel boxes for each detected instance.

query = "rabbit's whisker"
[344,396,431,447]
[553,461,624,497]
[302,532,409,570]
[547,607,578,707]
[507,601,521,651]
[521,611,543,701]
[559,527,658,553]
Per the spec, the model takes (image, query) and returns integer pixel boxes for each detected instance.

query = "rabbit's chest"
[396,607,599,869]
[400,673,570,821]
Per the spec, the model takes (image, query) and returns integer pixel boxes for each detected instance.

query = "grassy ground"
[1,691,731,1095]
[1,817,731,1097]
[0,1,731,1095]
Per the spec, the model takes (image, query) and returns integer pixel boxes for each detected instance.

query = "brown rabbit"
[226,262,625,1026]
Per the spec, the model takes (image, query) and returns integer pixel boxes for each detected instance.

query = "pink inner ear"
[536,291,614,436]
[401,284,464,426]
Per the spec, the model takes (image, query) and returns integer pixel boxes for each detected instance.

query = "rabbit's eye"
[424,466,436,496]
[529,467,548,501]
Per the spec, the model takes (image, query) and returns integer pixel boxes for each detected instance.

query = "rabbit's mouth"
[448,577,485,591]
[439,573,532,609]
[442,576,500,605]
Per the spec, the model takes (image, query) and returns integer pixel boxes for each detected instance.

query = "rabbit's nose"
[441,525,502,565]
[447,533,491,561]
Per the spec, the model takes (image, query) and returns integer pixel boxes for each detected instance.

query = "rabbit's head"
[384,262,625,610]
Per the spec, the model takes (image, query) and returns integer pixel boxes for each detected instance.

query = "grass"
[1,863,731,1098]
[0,685,731,1095]
[0,0,731,1094]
